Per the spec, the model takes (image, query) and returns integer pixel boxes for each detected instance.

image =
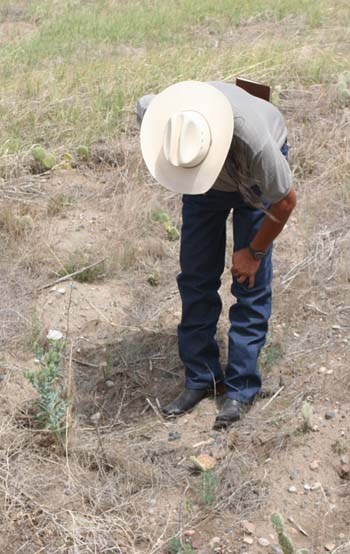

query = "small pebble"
[90,411,101,422]
[168,431,181,441]
[243,536,254,545]
[325,411,337,420]
[304,483,311,492]
[105,380,115,388]
[318,366,327,374]
[272,546,283,554]
[325,544,336,552]
[241,521,255,535]
[258,537,270,547]
[57,287,66,294]
[47,329,64,341]
[339,464,350,478]
[311,482,322,491]
[288,485,297,494]
[310,460,319,471]
[184,530,196,537]
[340,455,349,465]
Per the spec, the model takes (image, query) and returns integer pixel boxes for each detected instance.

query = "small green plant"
[261,340,283,372]
[76,145,91,161]
[336,72,350,107]
[164,223,180,241]
[24,341,67,443]
[196,470,218,505]
[151,209,170,224]
[151,209,179,241]
[58,252,106,283]
[31,145,56,173]
[147,272,160,286]
[166,536,195,554]
[271,513,310,554]
[47,193,73,217]
[272,84,282,106]
[300,401,313,432]
[0,207,34,239]
[26,312,41,351]
[332,438,348,455]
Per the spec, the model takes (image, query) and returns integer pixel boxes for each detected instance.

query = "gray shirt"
[137,81,292,203]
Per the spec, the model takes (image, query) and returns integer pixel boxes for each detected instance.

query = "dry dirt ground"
[1,37,350,554]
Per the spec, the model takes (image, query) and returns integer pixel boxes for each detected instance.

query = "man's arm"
[231,187,296,288]
[250,186,297,251]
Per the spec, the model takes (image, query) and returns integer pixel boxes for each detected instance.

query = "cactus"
[151,209,179,241]
[76,145,90,161]
[271,513,294,554]
[60,152,73,169]
[301,401,313,432]
[31,145,56,172]
[151,209,170,224]
[165,223,179,241]
[31,146,47,162]
[271,512,284,536]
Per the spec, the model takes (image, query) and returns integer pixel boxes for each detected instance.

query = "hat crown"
[163,110,211,168]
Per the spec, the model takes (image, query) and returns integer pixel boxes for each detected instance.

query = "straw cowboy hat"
[140,81,234,194]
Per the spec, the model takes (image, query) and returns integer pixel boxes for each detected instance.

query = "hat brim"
[140,81,234,195]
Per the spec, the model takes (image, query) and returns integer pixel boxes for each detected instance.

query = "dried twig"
[38,257,108,290]
[261,386,285,411]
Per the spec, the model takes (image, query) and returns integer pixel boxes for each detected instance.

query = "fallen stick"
[261,385,284,411]
[288,516,309,537]
[38,257,108,290]
[146,397,168,427]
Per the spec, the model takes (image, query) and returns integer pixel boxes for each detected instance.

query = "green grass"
[0,0,349,159]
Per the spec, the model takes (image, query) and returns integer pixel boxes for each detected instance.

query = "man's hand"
[231,248,261,289]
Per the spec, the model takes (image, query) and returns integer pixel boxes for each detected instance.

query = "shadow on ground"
[73,321,183,424]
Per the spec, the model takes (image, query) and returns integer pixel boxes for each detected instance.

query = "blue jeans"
[177,142,289,404]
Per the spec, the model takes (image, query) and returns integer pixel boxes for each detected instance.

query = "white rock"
[90,412,101,422]
[209,537,221,548]
[288,485,297,493]
[311,482,322,491]
[258,537,270,547]
[57,287,66,294]
[47,329,63,341]
[243,536,254,545]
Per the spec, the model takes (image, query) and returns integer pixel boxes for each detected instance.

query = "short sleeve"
[136,94,156,124]
[251,137,292,203]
